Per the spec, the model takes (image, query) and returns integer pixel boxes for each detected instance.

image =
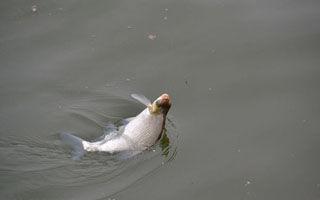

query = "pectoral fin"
[131,94,151,107]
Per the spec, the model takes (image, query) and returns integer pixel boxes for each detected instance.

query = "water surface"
[1,0,320,199]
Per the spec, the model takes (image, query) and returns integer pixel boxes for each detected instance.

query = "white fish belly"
[83,109,164,153]
[83,137,130,153]
[123,109,164,149]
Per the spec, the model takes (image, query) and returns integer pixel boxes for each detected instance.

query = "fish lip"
[153,93,171,115]
[160,93,170,101]
[156,93,171,107]
[148,93,172,115]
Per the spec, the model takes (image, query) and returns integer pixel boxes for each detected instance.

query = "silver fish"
[61,93,171,159]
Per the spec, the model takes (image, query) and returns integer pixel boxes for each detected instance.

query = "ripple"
[0,95,179,199]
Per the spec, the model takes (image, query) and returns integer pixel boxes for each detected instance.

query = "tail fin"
[60,132,86,160]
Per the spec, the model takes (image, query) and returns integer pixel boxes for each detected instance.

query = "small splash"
[31,5,37,12]
[244,180,251,187]
[147,33,157,40]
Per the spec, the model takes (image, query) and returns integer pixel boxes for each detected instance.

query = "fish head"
[149,93,171,115]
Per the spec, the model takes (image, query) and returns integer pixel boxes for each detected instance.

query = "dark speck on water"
[184,80,190,88]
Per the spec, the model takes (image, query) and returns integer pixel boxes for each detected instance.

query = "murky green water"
[1,0,320,199]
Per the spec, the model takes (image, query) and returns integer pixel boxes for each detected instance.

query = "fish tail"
[60,132,88,160]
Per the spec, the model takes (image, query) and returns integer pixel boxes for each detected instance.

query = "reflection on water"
[160,129,170,157]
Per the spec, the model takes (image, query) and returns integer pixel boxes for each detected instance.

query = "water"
[1,0,320,199]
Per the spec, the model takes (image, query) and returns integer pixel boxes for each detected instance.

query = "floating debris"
[184,80,190,88]
[147,33,157,40]
[127,25,134,29]
[244,180,251,187]
[126,78,131,81]
[237,149,241,153]
[165,8,169,11]
[31,5,37,12]
[164,16,168,20]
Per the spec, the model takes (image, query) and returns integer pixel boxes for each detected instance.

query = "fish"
[61,93,171,159]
